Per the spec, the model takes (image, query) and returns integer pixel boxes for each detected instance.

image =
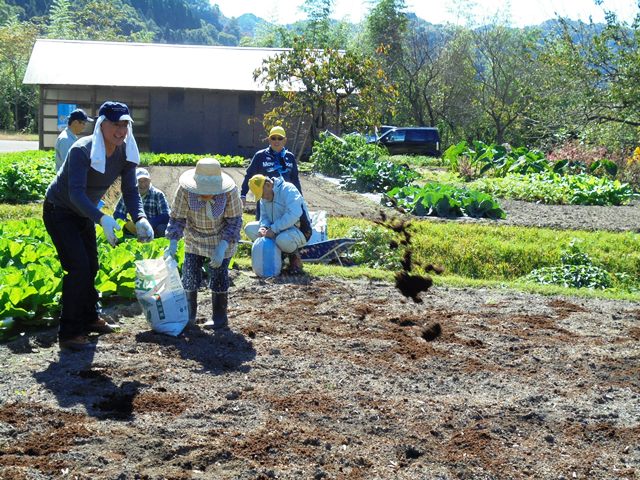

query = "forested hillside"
[1,0,638,165]
[6,0,240,44]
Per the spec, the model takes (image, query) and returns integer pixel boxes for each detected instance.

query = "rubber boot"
[288,252,304,275]
[185,290,197,325]
[204,292,228,330]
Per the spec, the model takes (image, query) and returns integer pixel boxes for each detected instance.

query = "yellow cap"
[269,126,286,138]
[249,174,267,201]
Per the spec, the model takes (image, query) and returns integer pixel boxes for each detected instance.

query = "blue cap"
[98,101,133,122]
[68,109,93,124]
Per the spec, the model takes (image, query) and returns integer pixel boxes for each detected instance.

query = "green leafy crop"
[525,240,612,289]
[384,183,506,219]
[139,152,245,167]
[471,172,635,206]
[0,218,174,340]
[0,151,56,203]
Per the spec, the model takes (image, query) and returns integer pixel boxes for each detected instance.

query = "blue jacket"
[241,147,301,198]
[259,177,311,236]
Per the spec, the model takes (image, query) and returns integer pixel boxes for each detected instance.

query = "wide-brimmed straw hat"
[179,158,236,195]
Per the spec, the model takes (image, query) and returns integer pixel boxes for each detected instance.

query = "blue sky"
[211,0,638,26]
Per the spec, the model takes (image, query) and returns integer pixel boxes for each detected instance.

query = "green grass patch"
[0,131,38,141]
[388,154,444,168]
[0,203,42,221]
[431,274,640,301]
[326,216,640,292]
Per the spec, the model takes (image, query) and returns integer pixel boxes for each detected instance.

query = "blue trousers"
[43,201,100,339]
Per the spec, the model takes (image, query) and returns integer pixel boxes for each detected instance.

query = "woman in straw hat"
[164,158,242,330]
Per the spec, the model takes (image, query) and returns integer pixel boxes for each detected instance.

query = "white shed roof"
[23,39,291,92]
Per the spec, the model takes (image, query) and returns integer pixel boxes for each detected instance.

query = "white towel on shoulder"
[90,115,140,173]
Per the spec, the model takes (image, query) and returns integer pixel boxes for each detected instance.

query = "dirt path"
[1,275,638,478]
[147,166,385,220]
[147,166,640,231]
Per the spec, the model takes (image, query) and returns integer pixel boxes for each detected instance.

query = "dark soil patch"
[1,277,638,478]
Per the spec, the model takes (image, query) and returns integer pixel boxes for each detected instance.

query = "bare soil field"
[0,166,638,479]
[1,274,639,479]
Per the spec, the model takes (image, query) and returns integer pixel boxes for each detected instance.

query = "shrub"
[346,226,402,270]
[546,140,609,166]
[311,132,387,177]
[341,158,419,193]
[0,152,56,203]
[620,147,640,190]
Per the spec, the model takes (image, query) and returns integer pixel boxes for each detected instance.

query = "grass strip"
[327,216,640,289]
[0,203,42,221]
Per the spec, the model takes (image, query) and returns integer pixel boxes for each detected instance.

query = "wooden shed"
[23,39,299,157]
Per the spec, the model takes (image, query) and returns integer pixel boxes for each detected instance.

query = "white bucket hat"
[179,158,236,195]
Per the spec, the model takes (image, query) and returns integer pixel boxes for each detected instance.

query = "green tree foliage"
[365,0,407,72]
[45,0,74,38]
[0,0,21,23]
[301,0,334,47]
[254,35,397,142]
[0,15,39,131]
[471,25,539,144]
[73,0,153,42]
[549,12,640,150]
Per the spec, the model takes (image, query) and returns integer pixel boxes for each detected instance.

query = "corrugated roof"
[23,39,292,91]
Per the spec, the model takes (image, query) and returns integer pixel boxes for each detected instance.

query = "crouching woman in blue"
[244,175,312,275]
[164,158,242,330]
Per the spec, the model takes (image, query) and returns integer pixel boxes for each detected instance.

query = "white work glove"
[100,215,121,247]
[210,240,229,268]
[163,239,178,259]
[136,217,154,243]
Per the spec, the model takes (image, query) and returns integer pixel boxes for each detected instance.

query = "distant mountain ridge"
[5,0,601,47]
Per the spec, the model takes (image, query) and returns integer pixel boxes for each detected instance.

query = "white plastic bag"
[134,257,188,336]
[251,237,282,277]
[308,210,328,245]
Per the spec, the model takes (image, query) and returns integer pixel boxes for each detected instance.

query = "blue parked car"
[369,126,441,156]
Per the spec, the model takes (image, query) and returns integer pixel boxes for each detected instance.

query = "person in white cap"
[43,100,154,351]
[55,108,94,171]
[114,167,170,237]
[163,158,242,330]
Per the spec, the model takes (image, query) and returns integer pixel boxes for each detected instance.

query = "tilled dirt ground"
[1,272,639,479]
[1,166,639,479]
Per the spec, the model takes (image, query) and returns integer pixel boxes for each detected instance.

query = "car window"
[387,130,406,142]
[406,130,439,142]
